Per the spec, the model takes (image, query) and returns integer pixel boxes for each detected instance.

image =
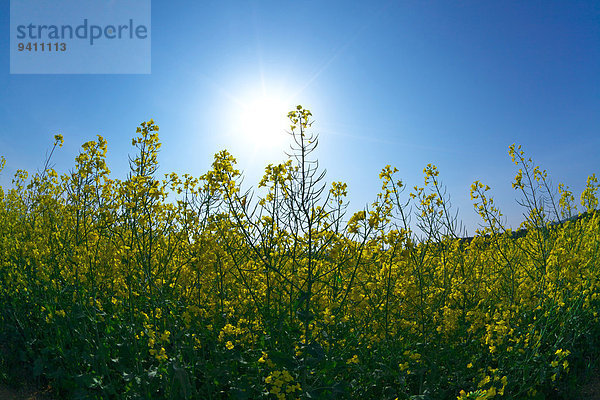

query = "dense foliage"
[0,107,599,399]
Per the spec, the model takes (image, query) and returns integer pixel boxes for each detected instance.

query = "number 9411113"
[17,42,67,52]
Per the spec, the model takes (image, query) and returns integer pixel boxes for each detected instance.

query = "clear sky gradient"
[1,1,599,234]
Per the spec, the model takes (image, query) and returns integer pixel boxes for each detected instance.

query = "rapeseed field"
[0,107,598,399]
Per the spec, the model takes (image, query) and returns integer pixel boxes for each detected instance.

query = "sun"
[236,94,290,150]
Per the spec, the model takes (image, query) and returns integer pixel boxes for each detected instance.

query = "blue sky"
[1,1,599,234]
